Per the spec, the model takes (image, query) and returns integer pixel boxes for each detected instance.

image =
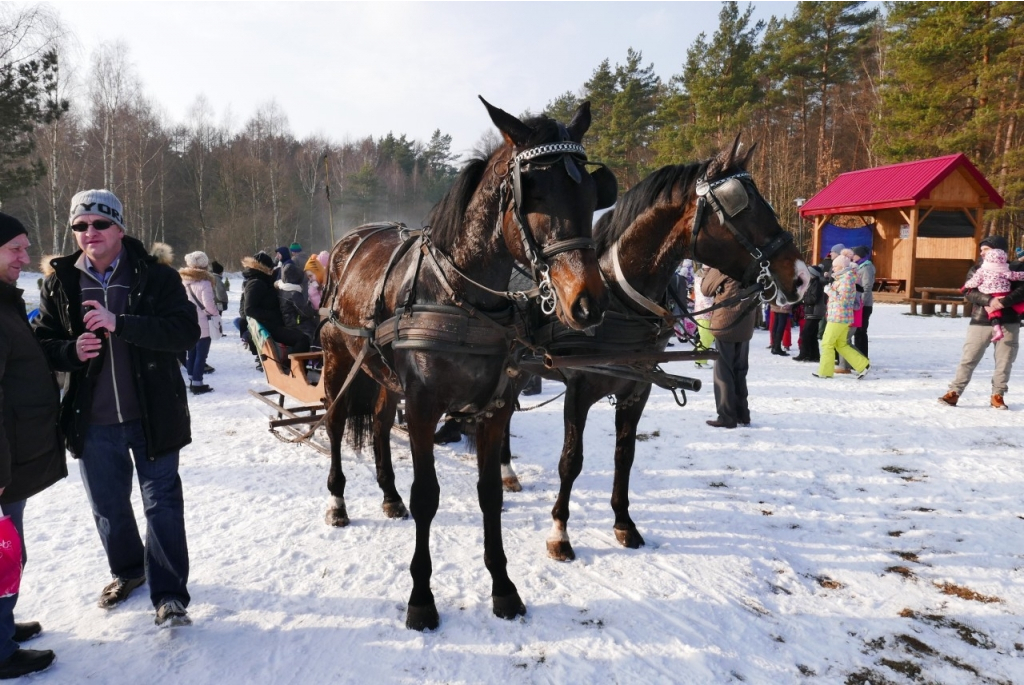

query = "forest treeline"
[2,1,1024,265]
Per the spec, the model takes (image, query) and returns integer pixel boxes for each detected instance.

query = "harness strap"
[609,241,674,321]
[285,338,374,445]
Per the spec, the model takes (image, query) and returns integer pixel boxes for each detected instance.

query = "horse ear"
[565,100,592,142]
[725,133,743,168]
[736,141,758,170]
[479,96,533,148]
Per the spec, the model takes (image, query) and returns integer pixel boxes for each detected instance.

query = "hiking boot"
[98,576,145,609]
[938,391,959,407]
[705,419,737,429]
[12,622,41,643]
[812,372,832,379]
[155,599,192,627]
[0,649,54,679]
[991,394,1008,410]
[189,383,213,395]
[857,364,870,379]
[204,364,215,374]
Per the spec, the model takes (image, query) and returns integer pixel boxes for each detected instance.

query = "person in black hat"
[0,212,79,676]
[940,235,1024,409]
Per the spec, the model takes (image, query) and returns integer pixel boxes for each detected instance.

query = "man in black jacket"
[34,190,200,627]
[940,235,1024,410]
[0,213,73,676]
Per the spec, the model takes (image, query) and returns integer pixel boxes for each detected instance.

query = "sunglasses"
[71,220,116,232]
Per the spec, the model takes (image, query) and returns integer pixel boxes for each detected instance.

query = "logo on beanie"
[77,202,123,225]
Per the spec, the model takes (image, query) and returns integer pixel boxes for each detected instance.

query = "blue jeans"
[185,336,212,384]
[0,500,26,661]
[78,421,190,608]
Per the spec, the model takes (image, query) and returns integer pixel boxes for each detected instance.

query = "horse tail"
[343,369,381,452]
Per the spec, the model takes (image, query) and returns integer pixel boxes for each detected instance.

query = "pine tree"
[0,49,68,202]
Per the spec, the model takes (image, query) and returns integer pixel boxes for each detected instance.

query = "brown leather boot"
[991,394,1008,410]
[938,391,959,406]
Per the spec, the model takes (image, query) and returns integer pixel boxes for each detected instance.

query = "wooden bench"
[247,320,328,453]
[874,278,906,294]
[909,287,972,318]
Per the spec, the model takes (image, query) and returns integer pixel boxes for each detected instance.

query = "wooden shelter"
[799,154,1004,297]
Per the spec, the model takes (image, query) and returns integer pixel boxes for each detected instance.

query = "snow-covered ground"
[15,273,1024,684]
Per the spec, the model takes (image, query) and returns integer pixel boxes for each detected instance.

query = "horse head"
[480,97,611,330]
[692,136,810,305]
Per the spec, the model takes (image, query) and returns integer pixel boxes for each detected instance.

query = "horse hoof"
[614,526,645,549]
[382,500,409,519]
[325,507,350,527]
[492,593,526,620]
[546,539,576,562]
[406,603,440,631]
[502,476,523,493]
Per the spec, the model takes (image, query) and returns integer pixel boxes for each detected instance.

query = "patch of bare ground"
[760,509,772,516]
[892,551,919,563]
[634,430,659,442]
[887,530,903,537]
[879,658,921,679]
[885,565,915,579]
[894,633,936,655]
[882,465,911,474]
[709,481,727,488]
[912,507,934,513]
[845,669,900,685]
[796,664,815,676]
[933,581,1002,603]
[815,575,843,590]
[899,609,996,649]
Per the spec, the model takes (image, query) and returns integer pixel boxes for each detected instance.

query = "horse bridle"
[498,138,607,314]
[691,170,793,303]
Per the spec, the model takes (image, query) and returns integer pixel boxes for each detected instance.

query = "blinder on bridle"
[691,170,793,302]
[502,133,618,314]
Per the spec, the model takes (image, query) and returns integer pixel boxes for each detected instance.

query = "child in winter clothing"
[815,253,870,379]
[961,247,1024,341]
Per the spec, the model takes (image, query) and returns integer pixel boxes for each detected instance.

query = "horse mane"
[594,161,709,254]
[425,115,567,251]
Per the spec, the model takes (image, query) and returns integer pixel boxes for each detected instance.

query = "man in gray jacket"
[701,268,756,428]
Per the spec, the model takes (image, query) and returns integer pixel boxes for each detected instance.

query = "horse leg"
[323,344,351,528]
[611,385,652,549]
[499,411,522,493]
[547,382,591,562]
[373,389,408,519]
[404,395,443,631]
[477,407,526,620]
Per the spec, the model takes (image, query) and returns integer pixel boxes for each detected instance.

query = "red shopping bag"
[0,517,22,598]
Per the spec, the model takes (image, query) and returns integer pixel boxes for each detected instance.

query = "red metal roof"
[799,153,1004,217]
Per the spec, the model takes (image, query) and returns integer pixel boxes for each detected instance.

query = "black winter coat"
[964,260,1024,326]
[240,259,286,333]
[34,236,201,458]
[0,282,67,503]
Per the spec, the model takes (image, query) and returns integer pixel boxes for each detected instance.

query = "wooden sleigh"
[246,320,330,454]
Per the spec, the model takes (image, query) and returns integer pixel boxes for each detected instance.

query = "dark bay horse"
[318,98,615,630]
[500,138,811,561]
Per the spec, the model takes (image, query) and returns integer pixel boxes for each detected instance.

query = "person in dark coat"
[0,213,72,677]
[240,252,310,359]
[940,235,1024,409]
[34,189,200,628]
[701,268,756,428]
[274,246,318,345]
[793,264,825,362]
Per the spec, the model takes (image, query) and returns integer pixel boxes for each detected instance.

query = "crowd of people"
[0,185,1021,677]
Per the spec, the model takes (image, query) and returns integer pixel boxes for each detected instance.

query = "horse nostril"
[574,296,591,321]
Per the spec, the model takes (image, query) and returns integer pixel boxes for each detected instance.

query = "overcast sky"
[51,1,798,157]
